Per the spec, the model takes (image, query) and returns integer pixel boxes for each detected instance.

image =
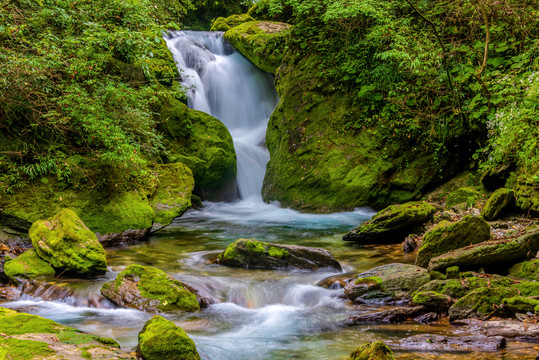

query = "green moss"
[412,291,452,311]
[503,296,539,315]
[29,209,107,276]
[267,246,289,258]
[445,187,480,208]
[508,260,539,280]
[224,21,291,74]
[0,338,54,359]
[219,238,290,263]
[137,315,200,360]
[449,286,518,320]
[349,341,394,360]
[210,14,255,31]
[56,329,119,347]
[481,188,514,220]
[416,215,490,268]
[429,271,447,280]
[101,265,200,313]
[354,276,384,288]
[0,307,64,335]
[446,266,460,279]
[414,276,514,299]
[3,249,56,280]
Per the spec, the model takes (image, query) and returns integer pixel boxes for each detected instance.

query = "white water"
[165,31,278,200]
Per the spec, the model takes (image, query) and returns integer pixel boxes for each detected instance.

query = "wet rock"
[415,215,490,268]
[210,14,254,31]
[21,280,107,308]
[101,265,203,313]
[388,334,506,352]
[482,188,515,220]
[347,306,427,324]
[413,312,439,323]
[428,226,539,272]
[98,228,151,247]
[344,202,436,244]
[445,187,480,208]
[0,285,20,301]
[30,209,107,276]
[448,286,518,321]
[502,296,539,315]
[345,263,430,304]
[402,235,419,253]
[411,291,453,312]
[3,249,55,281]
[317,273,354,289]
[216,238,342,271]
[457,318,539,341]
[349,341,394,360]
[137,315,200,360]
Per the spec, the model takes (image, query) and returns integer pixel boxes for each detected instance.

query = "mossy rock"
[0,307,124,359]
[416,215,490,268]
[448,286,518,321]
[216,238,341,270]
[343,201,436,243]
[344,263,429,304]
[3,249,55,281]
[481,188,515,221]
[29,209,106,276]
[445,187,480,208]
[508,259,539,280]
[224,20,291,74]
[156,97,236,201]
[137,315,200,360]
[349,341,394,360]
[101,265,201,313]
[412,291,452,312]
[210,14,255,31]
[502,296,539,315]
[513,175,539,216]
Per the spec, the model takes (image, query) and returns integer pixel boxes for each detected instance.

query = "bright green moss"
[445,266,460,279]
[210,14,255,31]
[354,276,384,289]
[412,291,452,311]
[0,307,64,335]
[267,246,289,258]
[349,341,394,360]
[137,315,200,360]
[3,249,55,280]
[503,296,539,314]
[449,286,518,320]
[508,259,539,280]
[481,188,514,220]
[56,329,120,347]
[445,187,480,208]
[0,338,54,359]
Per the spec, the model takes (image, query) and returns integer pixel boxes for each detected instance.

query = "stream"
[1,31,537,359]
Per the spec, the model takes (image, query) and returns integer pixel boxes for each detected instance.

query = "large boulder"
[481,188,514,220]
[0,307,127,359]
[137,315,200,360]
[349,341,394,360]
[415,215,490,268]
[101,265,201,313]
[343,201,436,243]
[448,286,518,321]
[428,226,539,272]
[29,209,106,276]
[224,21,291,74]
[3,249,55,281]
[344,263,429,304]
[216,238,341,271]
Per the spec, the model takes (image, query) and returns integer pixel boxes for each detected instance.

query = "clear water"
[1,31,537,360]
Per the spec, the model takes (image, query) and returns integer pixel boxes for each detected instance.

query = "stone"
[508,259,539,280]
[29,209,106,276]
[347,306,427,324]
[3,249,55,280]
[445,187,480,208]
[411,291,453,312]
[216,238,342,271]
[349,341,394,360]
[388,334,506,352]
[344,202,436,244]
[344,263,429,304]
[482,188,515,220]
[210,14,254,31]
[101,265,202,313]
[448,286,518,321]
[137,315,200,360]
[416,215,490,268]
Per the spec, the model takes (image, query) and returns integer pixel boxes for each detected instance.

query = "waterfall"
[165,31,279,201]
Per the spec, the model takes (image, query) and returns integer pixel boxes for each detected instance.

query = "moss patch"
[210,14,255,31]
[3,249,55,280]
[350,341,394,360]
[0,338,54,359]
[508,259,539,280]
[449,286,518,321]
[481,188,515,220]
[445,187,480,208]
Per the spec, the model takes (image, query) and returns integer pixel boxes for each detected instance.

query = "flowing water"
[1,31,537,360]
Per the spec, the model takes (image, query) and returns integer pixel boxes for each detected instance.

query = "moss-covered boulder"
[502,296,539,315]
[210,14,254,31]
[3,249,55,281]
[416,215,490,268]
[101,265,201,313]
[481,188,515,220]
[411,291,453,312]
[224,20,291,74]
[137,315,200,360]
[448,286,518,321]
[445,187,480,208]
[0,307,129,359]
[343,201,436,243]
[216,238,341,270]
[428,226,539,272]
[508,259,539,280]
[29,209,106,276]
[349,341,394,360]
[157,97,236,201]
[344,263,429,303]
[513,175,539,216]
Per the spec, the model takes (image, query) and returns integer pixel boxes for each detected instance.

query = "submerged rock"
[224,20,291,74]
[347,306,427,324]
[29,209,106,276]
[3,249,55,281]
[343,201,436,244]
[415,215,490,268]
[137,315,200,360]
[101,265,202,313]
[389,334,506,352]
[349,341,394,360]
[216,238,342,271]
[344,263,429,304]
[482,188,515,220]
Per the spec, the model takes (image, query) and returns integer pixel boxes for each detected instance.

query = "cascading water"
[165,31,278,200]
